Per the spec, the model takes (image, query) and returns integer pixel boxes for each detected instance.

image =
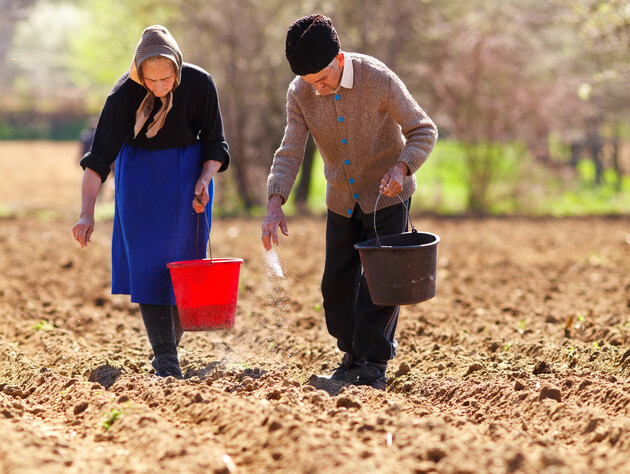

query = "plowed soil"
[1,142,630,473]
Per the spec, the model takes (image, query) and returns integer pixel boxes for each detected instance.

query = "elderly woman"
[72,25,230,379]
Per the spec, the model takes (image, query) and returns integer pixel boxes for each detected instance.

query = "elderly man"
[262,14,438,390]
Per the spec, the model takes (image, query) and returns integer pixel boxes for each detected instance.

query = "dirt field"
[1,142,630,473]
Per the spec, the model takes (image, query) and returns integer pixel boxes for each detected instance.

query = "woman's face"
[141,58,176,97]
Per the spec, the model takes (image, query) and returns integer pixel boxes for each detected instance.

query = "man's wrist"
[397,162,410,176]
[268,194,284,207]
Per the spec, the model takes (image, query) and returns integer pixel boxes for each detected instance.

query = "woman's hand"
[73,215,95,248]
[72,168,102,248]
[192,186,209,213]
[193,159,222,213]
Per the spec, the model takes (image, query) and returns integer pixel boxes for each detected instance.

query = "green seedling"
[593,342,600,349]
[101,408,124,431]
[33,320,53,331]
[226,363,250,370]
[567,347,576,358]
[313,304,322,311]
[516,319,527,334]
[503,342,512,352]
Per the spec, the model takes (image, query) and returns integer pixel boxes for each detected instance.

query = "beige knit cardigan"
[267,53,438,217]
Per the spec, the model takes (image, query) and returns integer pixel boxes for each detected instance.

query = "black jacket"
[81,63,230,182]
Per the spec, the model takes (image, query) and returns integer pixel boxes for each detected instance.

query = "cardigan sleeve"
[266,84,310,202]
[197,73,230,171]
[385,72,438,174]
[80,86,132,182]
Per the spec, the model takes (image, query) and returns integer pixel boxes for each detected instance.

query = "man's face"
[301,53,345,95]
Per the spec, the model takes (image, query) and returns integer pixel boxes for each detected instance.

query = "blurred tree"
[66,0,176,109]
[405,0,573,212]
[294,0,575,213]
[168,0,304,212]
[10,2,85,102]
[560,0,630,188]
[3,0,629,211]
[0,0,37,96]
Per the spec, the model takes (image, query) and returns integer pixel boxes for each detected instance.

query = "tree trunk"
[611,119,622,192]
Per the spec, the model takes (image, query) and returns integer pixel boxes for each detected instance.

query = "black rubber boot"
[173,306,184,347]
[152,344,183,379]
[140,304,183,379]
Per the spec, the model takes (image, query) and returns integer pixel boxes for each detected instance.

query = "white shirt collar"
[314,54,354,96]
[339,55,354,90]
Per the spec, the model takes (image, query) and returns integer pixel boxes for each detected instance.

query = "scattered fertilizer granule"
[264,248,284,278]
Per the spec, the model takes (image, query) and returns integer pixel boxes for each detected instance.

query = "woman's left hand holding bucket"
[193,159,222,213]
[192,186,208,213]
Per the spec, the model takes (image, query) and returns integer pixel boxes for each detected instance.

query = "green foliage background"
[3,0,630,216]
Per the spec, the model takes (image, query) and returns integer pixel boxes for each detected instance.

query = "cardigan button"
[335,94,341,100]
[338,116,344,123]
[347,208,352,215]
[341,138,347,144]
[353,193,359,199]
[344,159,350,165]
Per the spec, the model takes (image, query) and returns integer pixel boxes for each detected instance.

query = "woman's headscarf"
[128,25,183,139]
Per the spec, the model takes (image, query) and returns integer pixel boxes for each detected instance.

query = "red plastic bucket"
[166,258,243,331]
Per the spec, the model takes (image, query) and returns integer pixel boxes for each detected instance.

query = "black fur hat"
[286,14,340,76]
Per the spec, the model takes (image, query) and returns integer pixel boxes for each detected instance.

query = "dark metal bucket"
[354,195,439,306]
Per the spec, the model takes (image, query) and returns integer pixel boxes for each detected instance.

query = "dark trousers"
[321,200,409,362]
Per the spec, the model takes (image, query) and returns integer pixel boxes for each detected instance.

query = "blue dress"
[111,141,213,305]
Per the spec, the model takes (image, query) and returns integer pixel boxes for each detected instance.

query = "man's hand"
[261,195,289,250]
[380,162,409,197]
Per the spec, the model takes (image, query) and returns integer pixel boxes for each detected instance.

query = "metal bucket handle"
[373,192,416,247]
